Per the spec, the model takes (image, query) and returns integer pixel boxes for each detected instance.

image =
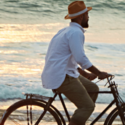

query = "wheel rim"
[3,101,61,125]
[109,112,125,125]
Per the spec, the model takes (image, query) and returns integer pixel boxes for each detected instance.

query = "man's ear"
[79,14,83,21]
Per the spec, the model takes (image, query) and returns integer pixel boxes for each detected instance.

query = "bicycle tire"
[0,99,62,125]
[104,104,125,125]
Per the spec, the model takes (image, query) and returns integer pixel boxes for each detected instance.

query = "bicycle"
[0,76,125,125]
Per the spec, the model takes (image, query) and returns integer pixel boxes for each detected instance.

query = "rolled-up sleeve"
[68,31,92,69]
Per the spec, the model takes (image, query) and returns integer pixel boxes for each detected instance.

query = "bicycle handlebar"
[95,75,115,86]
[105,75,115,86]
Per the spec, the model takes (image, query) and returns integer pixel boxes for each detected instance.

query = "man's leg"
[78,75,99,103]
[56,75,95,125]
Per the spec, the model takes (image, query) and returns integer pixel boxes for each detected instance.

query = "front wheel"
[0,99,62,125]
[104,104,125,125]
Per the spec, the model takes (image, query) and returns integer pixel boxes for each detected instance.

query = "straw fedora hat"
[65,1,92,19]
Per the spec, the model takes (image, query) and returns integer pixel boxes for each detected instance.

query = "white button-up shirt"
[41,22,92,89]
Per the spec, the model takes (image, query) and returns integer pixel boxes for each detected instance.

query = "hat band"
[68,8,88,17]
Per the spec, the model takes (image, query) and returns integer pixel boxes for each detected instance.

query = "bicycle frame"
[54,90,124,125]
[25,76,125,125]
[54,91,117,125]
[51,76,125,125]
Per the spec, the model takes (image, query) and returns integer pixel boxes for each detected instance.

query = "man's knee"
[88,101,95,111]
[80,101,95,114]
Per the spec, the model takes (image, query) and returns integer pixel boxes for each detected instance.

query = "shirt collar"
[70,22,85,33]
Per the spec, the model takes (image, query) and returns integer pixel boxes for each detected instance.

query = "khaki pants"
[56,74,99,125]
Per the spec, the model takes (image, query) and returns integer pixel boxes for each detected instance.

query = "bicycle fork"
[117,103,125,125]
[112,85,125,125]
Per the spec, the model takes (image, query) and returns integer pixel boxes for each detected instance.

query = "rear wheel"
[1,99,62,125]
[104,104,125,125]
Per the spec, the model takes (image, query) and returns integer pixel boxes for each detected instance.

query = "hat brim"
[65,7,92,20]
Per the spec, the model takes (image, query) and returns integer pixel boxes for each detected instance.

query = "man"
[42,1,111,125]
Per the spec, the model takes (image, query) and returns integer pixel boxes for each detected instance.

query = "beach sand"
[0,99,119,125]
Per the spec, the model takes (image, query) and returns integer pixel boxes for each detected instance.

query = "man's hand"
[98,72,112,80]
[77,67,97,81]
[86,73,97,81]
[87,65,112,80]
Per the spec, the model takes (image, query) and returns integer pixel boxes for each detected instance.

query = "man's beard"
[81,19,89,28]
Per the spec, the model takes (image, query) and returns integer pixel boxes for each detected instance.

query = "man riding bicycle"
[42,1,111,125]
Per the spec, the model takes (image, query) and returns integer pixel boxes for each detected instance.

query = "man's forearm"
[87,65,101,76]
[77,67,89,77]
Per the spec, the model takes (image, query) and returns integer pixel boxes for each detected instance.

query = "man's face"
[81,12,89,28]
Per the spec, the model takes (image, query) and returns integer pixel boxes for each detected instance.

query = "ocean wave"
[19,3,41,8]
[0,0,124,14]
[0,0,124,23]
[91,2,125,12]
[4,0,19,3]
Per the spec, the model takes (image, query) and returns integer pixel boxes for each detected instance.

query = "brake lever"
[95,75,115,85]
[105,75,115,86]
[104,81,109,86]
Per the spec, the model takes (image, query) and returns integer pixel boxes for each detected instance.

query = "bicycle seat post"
[59,93,70,122]
[53,89,70,122]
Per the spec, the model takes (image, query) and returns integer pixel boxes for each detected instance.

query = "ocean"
[0,0,125,105]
